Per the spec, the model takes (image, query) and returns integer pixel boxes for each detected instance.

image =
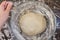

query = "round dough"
[19,11,47,36]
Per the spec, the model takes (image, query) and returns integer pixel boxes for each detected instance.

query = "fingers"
[0,1,6,6]
[0,1,7,10]
[5,2,13,13]
[0,1,13,12]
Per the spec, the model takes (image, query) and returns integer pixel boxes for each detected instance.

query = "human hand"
[0,1,13,30]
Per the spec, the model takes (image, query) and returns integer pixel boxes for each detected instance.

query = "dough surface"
[19,11,47,36]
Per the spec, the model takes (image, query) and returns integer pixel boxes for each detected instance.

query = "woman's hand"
[0,1,13,30]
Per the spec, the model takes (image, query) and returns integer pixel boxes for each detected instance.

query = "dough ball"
[19,11,46,36]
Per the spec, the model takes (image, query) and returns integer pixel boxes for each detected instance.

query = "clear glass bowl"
[10,1,56,40]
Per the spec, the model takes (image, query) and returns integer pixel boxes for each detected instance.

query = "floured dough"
[19,10,47,36]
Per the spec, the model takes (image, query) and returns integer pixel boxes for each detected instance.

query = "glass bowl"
[10,1,56,40]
